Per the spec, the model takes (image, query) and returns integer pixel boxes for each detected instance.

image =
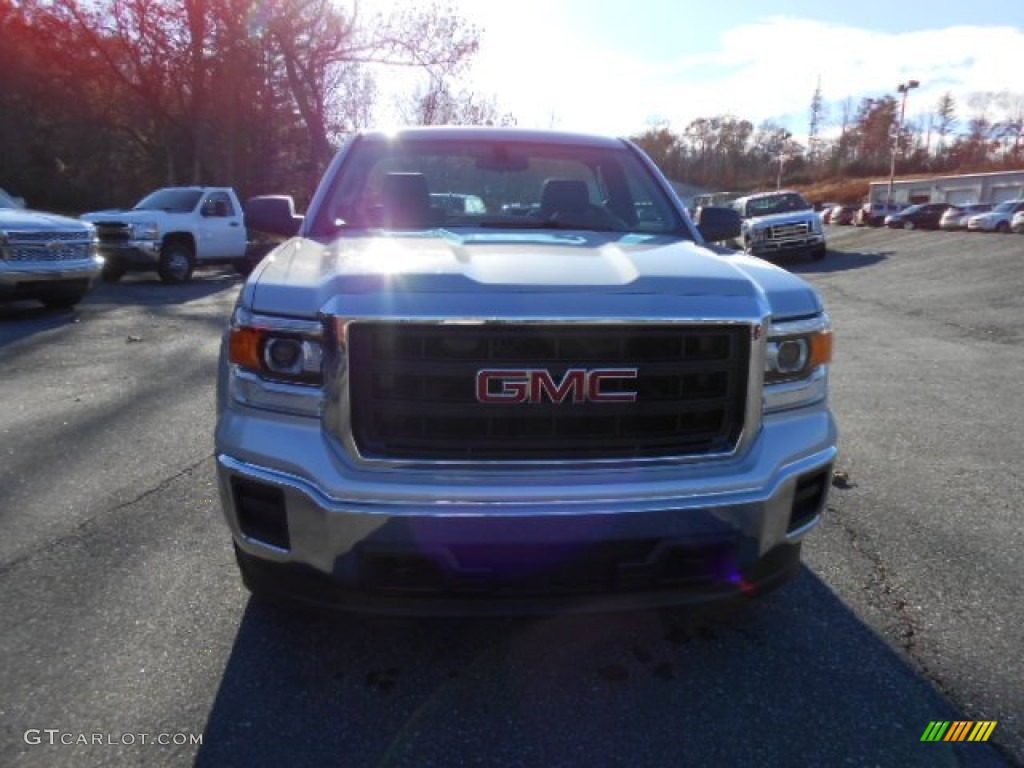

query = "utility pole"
[776,130,792,189]
[887,80,920,206]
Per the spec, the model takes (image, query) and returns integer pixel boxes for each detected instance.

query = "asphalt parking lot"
[1,227,1022,767]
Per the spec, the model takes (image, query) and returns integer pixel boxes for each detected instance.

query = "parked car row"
[965,200,1024,233]
[939,203,993,230]
[882,202,952,230]
[821,199,1024,233]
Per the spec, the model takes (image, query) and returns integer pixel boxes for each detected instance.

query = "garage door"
[991,186,1023,203]
[944,188,975,205]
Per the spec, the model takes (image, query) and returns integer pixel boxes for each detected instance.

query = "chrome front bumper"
[96,239,161,267]
[215,401,837,610]
[0,257,104,285]
[750,234,826,255]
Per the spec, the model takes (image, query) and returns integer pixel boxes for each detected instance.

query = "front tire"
[995,221,1010,234]
[158,242,195,284]
[811,245,826,262]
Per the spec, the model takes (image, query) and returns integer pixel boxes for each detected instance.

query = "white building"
[868,170,1024,205]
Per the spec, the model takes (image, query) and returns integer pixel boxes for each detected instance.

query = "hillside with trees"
[631,87,1024,200]
[3,1,1021,213]
[0,0,508,212]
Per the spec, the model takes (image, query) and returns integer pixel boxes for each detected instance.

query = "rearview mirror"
[695,206,741,243]
[245,195,304,237]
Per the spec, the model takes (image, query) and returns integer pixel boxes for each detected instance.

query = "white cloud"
[360,3,1024,141]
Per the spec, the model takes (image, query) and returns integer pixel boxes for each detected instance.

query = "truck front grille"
[1,231,95,262]
[347,323,750,461]
[768,222,810,241]
[93,222,132,243]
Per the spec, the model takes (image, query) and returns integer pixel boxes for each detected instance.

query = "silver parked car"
[1011,210,1024,234]
[939,203,993,230]
[0,190,103,308]
[967,200,1024,233]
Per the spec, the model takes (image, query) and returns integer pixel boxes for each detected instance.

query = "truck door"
[197,191,245,259]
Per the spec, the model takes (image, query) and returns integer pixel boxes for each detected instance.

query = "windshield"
[992,201,1017,213]
[741,193,811,217]
[312,135,686,238]
[0,189,20,209]
[134,188,203,213]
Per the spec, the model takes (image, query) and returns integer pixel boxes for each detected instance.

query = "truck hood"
[743,211,818,229]
[247,230,822,321]
[1,207,94,232]
[80,209,188,223]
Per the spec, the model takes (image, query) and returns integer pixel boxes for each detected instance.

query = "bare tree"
[934,91,957,156]
[401,76,514,126]
[269,0,480,172]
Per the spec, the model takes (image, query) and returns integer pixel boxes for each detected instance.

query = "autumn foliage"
[0,0,481,211]
[632,93,1024,196]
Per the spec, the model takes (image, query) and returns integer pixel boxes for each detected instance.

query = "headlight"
[230,324,323,385]
[764,314,832,412]
[131,222,159,240]
[765,317,831,383]
[227,309,324,416]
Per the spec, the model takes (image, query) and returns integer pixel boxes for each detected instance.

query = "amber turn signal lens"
[229,327,263,369]
[808,330,833,369]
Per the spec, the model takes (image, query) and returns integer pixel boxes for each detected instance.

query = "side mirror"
[695,206,741,243]
[245,195,304,237]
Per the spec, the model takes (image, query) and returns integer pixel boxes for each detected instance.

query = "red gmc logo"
[475,368,638,404]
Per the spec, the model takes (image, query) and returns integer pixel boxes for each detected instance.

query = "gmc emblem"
[475,368,638,404]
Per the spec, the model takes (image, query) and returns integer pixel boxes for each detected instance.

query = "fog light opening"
[232,478,290,550]
[788,468,830,533]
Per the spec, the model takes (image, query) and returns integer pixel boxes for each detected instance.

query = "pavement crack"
[822,503,974,715]
[0,453,214,578]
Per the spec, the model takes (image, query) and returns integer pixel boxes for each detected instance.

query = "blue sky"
[370,0,1024,143]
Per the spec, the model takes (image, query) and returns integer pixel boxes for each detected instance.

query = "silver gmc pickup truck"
[215,127,838,615]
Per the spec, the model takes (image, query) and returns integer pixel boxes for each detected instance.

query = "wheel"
[995,221,1010,234]
[811,245,826,262]
[158,241,195,283]
[903,221,915,230]
[41,291,87,309]
[101,262,125,282]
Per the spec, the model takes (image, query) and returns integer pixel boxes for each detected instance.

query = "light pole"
[776,130,792,189]
[886,79,920,206]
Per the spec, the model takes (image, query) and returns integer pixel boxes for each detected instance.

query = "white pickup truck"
[81,187,249,283]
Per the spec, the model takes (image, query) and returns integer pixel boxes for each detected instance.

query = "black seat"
[539,179,591,219]
[379,172,435,228]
